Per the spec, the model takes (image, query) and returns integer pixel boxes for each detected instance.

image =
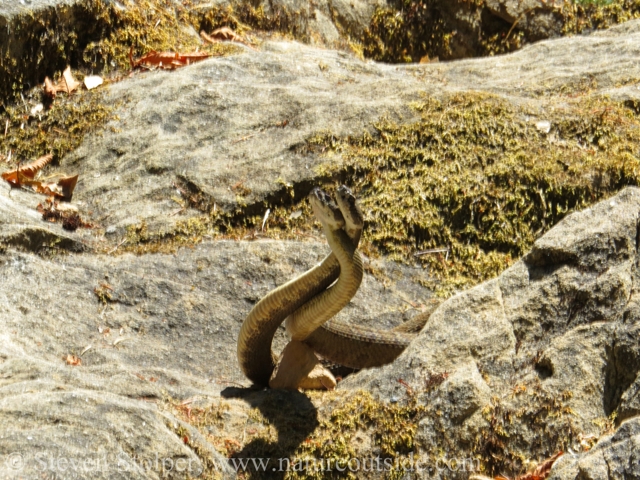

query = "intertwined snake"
[237,186,433,387]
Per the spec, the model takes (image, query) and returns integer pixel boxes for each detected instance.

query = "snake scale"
[237,186,433,387]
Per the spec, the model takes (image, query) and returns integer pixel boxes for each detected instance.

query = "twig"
[107,238,127,254]
[4,120,8,137]
[231,132,259,144]
[169,207,186,216]
[261,208,270,231]
[505,8,534,42]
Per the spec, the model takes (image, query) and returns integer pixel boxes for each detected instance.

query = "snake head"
[336,185,364,235]
[309,187,345,230]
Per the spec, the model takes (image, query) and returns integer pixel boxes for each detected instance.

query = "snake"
[237,186,364,386]
[237,186,437,386]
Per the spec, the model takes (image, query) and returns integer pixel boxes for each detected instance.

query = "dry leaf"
[84,75,103,90]
[130,50,212,71]
[200,28,256,49]
[530,451,563,478]
[61,66,81,94]
[37,174,79,200]
[43,66,80,99]
[3,155,78,200]
[65,354,82,366]
[44,77,58,98]
[37,197,90,231]
[515,452,564,480]
[2,154,53,187]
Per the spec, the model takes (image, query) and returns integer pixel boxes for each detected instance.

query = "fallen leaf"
[65,354,82,366]
[44,77,58,98]
[84,75,104,90]
[42,66,80,99]
[61,66,81,94]
[530,451,563,478]
[515,452,564,480]
[37,174,79,200]
[131,50,212,71]
[200,28,256,50]
[2,154,53,187]
[37,197,91,231]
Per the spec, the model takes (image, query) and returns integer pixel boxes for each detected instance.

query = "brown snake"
[237,186,434,386]
[237,187,363,386]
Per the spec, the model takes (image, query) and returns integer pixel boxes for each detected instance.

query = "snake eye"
[310,187,324,201]
[337,185,353,198]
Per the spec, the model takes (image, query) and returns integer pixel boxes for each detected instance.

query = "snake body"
[237,187,363,386]
[285,188,364,342]
[304,310,433,369]
[237,186,435,387]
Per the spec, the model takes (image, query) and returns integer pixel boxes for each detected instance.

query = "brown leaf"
[65,354,82,366]
[2,154,53,187]
[37,174,78,200]
[61,66,81,94]
[131,51,212,70]
[42,67,80,98]
[516,452,564,480]
[44,77,58,98]
[200,28,256,50]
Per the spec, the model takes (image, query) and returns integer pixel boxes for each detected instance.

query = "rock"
[0,389,234,479]
[1,9,640,480]
[0,237,433,478]
[344,187,640,477]
[57,20,640,240]
[417,362,492,447]
[0,190,85,253]
[549,417,640,480]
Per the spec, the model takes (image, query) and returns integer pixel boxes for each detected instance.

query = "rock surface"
[0,11,640,480]
[0,236,433,478]
[64,19,640,239]
[346,186,640,478]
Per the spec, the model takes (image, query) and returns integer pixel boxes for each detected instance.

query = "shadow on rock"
[222,387,319,479]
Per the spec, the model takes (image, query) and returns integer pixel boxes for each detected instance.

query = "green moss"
[290,391,424,480]
[118,93,640,295]
[0,84,114,165]
[360,0,640,63]
[168,377,582,479]
[308,93,640,295]
[81,0,245,72]
[0,0,309,101]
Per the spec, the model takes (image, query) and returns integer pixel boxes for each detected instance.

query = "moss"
[81,0,245,72]
[0,0,307,101]
[169,390,426,480]
[0,84,114,166]
[0,1,112,100]
[117,93,640,295]
[360,0,640,63]
[289,391,424,480]
[472,382,577,475]
[93,282,115,304]
[168,376,585,479]
[2,0,639,99]
[307,93,640,295]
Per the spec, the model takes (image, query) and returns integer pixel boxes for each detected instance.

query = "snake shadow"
[221,386,319,479]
